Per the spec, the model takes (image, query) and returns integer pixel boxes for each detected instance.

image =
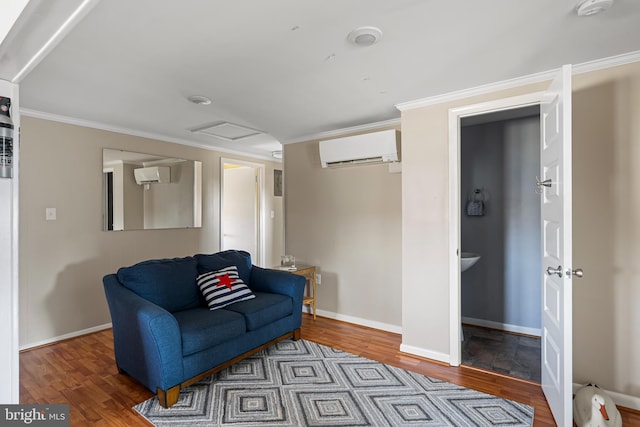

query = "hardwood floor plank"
[19,314,640,426]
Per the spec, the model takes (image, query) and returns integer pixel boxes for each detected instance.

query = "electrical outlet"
[316,273,321,285]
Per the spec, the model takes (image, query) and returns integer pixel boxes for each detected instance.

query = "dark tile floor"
[461,324,541,382]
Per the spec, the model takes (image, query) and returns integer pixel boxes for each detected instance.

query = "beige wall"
[143,161,196,229]
[400,83,548,359]
[284,127,402,330]
[401,64,640,399]
[19,116,283,347]
[122,163,144,229]
[572,69,640,398]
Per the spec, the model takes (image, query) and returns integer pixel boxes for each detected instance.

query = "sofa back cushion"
[195,250,253,285]
[117,256,200,312]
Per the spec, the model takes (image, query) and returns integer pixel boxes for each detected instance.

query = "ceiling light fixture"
[187,95,212,105]
[347,26,383,47]
[575,0,614,16]
[272,150,283,159]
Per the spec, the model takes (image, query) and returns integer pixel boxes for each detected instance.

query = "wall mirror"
[102,148,202,231]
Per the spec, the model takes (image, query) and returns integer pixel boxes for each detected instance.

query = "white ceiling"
[2,0,640,160]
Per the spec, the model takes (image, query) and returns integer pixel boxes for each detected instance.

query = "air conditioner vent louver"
[319,130,400,168]
[326,157,385,167]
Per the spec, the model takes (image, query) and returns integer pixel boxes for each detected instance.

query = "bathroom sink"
[460,252,481,272]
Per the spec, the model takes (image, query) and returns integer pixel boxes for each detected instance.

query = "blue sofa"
[103,250,306,408]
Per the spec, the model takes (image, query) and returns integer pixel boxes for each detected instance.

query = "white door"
[222,163,259,259]
[540,64,574,427]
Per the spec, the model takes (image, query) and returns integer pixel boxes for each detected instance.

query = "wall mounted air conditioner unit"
[319,129,400,168]
[134,166,170,184]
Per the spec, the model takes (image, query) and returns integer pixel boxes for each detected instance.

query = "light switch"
[46,207,57,221]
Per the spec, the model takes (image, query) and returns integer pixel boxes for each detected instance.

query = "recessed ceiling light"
[575,0,614,16]
[187,95,211,105]
[347,26,383,47]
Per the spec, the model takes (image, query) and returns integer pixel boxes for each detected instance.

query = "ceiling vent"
[191,121,263,141]
[319,129,400,168]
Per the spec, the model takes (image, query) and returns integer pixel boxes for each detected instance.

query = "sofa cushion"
[117,257,200,313]
[173,308,246,356]
[197,266,255,310]
[195,250,252,285]
[224,291,293,331]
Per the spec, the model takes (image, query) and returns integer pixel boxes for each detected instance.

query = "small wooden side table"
[276,264,317,320]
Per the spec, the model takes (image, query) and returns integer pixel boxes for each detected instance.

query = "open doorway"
[458,106,542,382]
[220,159,266,266]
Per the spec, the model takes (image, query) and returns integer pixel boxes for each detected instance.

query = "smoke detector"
[576,0,614,16]
[347,26,383,47]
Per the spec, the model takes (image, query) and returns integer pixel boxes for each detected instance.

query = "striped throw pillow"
[197,265,255,310]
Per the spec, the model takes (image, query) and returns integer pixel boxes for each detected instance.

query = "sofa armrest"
[103,274,183,392]
[250,266,306,314]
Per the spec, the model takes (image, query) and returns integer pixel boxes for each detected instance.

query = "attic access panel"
[191,121,264,141]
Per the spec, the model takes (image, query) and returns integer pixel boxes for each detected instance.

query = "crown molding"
[19,108,281,163]
[4,0,101,83]
[396,50,640,112]
[573,49,640,75]
[395,70,555,112]
[282,117,400,145]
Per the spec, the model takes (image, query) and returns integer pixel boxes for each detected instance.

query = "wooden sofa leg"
[157,385,181,408]
[292,328,301,341]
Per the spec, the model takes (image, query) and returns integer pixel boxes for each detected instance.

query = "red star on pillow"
[216,273,235,290]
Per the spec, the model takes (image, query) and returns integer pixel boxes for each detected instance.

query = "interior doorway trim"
[220,158,266,267]
[447,91,545,366]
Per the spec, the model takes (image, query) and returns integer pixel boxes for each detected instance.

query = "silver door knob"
[546,266,563,278]
[566,268,584,278]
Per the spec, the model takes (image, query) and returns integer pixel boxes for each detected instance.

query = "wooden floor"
[20,314,640,426]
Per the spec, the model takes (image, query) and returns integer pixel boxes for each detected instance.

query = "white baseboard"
[399,344,450,364]
[20,323,112,351]
[573,383,640,412]
[462,316,541,337]
[306,307,402,335]
[304,308,451,364]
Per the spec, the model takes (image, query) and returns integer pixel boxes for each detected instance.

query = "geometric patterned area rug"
[134,339,534,426]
